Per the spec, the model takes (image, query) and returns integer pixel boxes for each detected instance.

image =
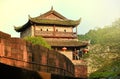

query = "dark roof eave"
[14,20,31,32]
[29,18,80,26]
[51,44,88,47]
[47,41,88,47]
[14,18,81,32]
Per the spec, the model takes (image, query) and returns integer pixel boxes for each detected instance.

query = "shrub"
[24,36,51,49]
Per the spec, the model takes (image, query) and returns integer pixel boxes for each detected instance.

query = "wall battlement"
[0,31,87,78]
[0,31,74,77]
[0,31,11,39]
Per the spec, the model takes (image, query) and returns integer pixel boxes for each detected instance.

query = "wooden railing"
[35,30,77,38]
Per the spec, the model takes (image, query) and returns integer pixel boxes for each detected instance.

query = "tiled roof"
[36,9,68,20]
[29,18,80,26]
[14,9,81,32]
[47,40,88,47]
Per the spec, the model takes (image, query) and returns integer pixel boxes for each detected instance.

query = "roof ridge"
[29,8,68,20]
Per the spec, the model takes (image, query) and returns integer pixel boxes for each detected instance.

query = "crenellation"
[0,31,79,77]
[0,31,11,39]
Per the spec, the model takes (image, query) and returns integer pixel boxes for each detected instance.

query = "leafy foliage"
[24,36,51,49]
[78,18,120,45]
[89,58,120,79]
[78,18,120,78]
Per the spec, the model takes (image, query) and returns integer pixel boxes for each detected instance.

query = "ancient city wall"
[0,31,74,77]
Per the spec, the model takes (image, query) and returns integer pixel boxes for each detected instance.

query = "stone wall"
[0,31,74,77]
[0,31,87,78]
[75,65,87,78]
[0,62,87,79]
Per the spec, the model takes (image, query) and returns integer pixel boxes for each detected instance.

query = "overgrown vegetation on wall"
[78,18,120,78]
[24,36,51,49]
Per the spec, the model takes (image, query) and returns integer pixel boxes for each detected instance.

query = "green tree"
[24,36,51,49]
[89,57,120,79]
[78,18,120,78]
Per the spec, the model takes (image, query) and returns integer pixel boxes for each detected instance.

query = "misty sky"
[0,0,120,37]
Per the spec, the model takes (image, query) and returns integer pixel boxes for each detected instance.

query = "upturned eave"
[14,20,31,32]
[14,18,81,32]
[29,18,81,26]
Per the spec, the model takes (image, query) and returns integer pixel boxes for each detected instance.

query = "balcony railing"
[35,30,77,38]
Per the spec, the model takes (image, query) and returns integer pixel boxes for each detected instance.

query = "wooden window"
[64,29,66,32]
[56,29,58,32]
[40,29,42,31]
